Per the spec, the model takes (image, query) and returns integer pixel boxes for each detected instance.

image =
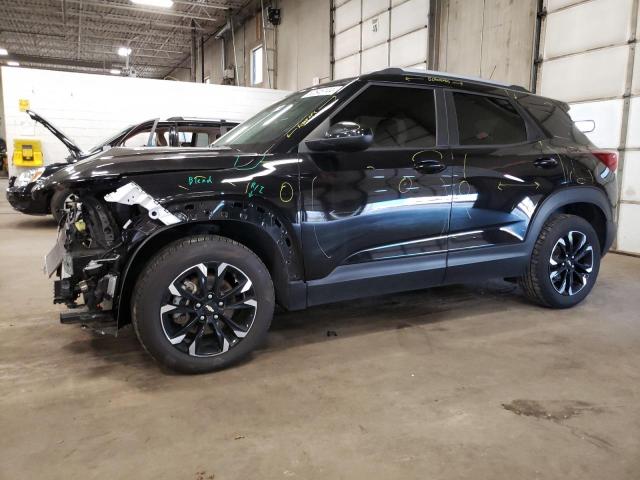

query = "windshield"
[213,84,348,153]
[87,124,137,154]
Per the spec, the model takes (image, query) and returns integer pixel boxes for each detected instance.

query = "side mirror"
[305,121,373,152]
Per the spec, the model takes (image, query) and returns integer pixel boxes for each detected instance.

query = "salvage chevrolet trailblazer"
[41,68,618,373]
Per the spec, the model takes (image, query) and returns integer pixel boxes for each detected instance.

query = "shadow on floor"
[6,215,58,230]
[60,279,526,384]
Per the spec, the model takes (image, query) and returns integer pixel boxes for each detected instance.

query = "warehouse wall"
[202,38,225,84]
[332,0,433,79]
[277,0,332,90]
[0,68,5,146]
[166,0,331,91]
[1,67,290,176]
[438,0,537,88]
[165,36,226,84]
[537,0,640,254]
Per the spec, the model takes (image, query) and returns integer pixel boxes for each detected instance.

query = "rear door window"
[452,92,528,146]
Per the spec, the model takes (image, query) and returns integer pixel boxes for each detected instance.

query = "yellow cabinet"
[12,139,43,167]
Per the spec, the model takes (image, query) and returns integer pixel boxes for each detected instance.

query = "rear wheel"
[132,235,274,374]
[520,214,600,308]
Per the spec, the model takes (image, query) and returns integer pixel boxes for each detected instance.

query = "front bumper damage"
[46,181,176,335]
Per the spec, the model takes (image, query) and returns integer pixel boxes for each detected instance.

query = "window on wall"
[452,93,528,146]
[251,45,263,85]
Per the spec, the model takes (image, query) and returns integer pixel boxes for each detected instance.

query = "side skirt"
[306,253,446,307]
[444,244,530,284]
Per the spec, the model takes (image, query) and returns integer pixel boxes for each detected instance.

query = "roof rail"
[369,67,530,93]
[165,116,230,122]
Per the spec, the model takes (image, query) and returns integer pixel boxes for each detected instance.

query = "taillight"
[593,150,618,171]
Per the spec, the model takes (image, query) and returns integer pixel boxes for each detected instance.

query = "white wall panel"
[362,11,389,49]
[334,53,361,79]
[333,0,430,78]
[334,25,360,60]
[546,0,584,13]
[335,0,361,33]
[632,45,640,95]
[621,151,640,202]
[408,62,428,70]
[617,203,640,253]
[539,45,629,102]
[390,28,428,67]
[362,43,389,73]
[390,0,429,39]
[363,0,389,19]
[625,96,640,148]
[1,67,290,175]
[541,0,640,253]
[567,99,624,149]
[544,0,632,59]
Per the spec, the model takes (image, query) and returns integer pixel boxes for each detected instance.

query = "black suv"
[6,111,237,221]
[42,68,617,373]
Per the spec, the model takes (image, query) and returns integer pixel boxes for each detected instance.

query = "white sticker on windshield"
[301,86,343,98]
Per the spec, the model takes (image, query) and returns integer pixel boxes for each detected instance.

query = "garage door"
[538,0,640,254]
[332,0,431,79]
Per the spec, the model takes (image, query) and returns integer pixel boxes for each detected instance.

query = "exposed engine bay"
[46,192,124,332]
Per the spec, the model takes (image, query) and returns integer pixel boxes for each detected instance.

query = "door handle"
[534,157,558,168]
[414,159,446,174]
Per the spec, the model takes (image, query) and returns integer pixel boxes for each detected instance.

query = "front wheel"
[132,235,275,374]
[50,190,77,223]
[520,214,601,308]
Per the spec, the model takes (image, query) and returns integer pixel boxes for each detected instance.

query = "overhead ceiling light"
[0,48,8,56]
[131,0,173,7]
[110,69,122,75]
[7,61,19,67]
[118,46,132,57]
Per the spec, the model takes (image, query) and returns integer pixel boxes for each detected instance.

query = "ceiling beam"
[62,0,226,23]
[10,53,190,70]
[0,7,219,33]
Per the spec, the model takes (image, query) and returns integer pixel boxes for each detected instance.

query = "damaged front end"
[45,181,180,335]
[46,192,123,334]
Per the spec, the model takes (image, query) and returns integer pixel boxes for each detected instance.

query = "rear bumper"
[5,185,50,215]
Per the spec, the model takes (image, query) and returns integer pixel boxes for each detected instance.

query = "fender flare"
[114,199,303,327]
[524,185,615,253]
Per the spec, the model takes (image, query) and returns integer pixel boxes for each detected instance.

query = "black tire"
[50,189,73,223]
[520,214,601,308]
[132,234,275,374]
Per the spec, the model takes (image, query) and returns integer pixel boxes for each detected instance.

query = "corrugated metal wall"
[332,0,431,79]
[538,0,640,254]
[438,0,537,89]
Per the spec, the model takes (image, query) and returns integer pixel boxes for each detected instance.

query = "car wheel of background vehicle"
[132,234,275,374]
[50,190,76,223]
[520,214,601,309]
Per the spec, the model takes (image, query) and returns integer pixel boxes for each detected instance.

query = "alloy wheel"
[160,262,257,357]
[548,230,594,296]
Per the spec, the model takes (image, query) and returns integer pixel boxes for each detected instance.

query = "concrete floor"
[1,180,639,480]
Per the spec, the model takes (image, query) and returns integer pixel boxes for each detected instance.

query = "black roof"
[360,67,530,93]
